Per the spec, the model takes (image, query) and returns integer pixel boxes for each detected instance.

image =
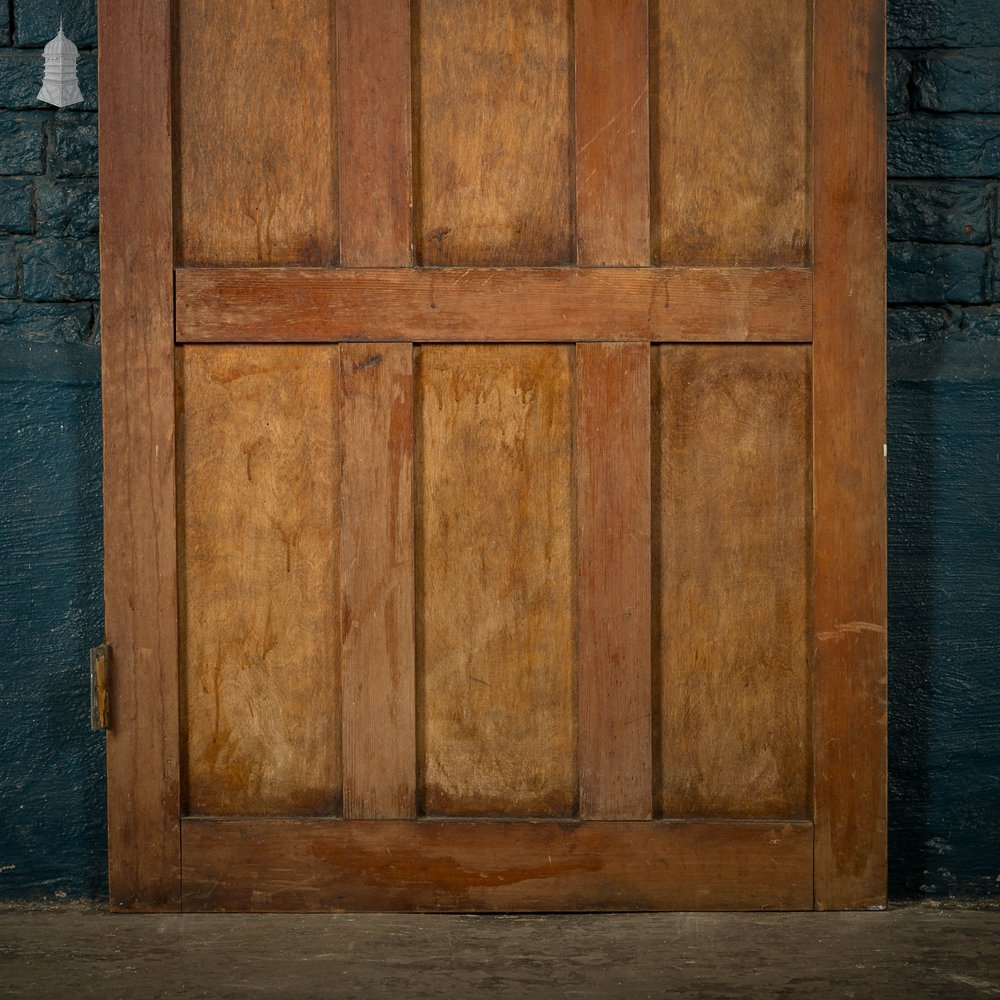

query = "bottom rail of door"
[179,817,814,912]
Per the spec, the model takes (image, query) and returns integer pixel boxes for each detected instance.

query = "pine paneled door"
[99,0,886,912]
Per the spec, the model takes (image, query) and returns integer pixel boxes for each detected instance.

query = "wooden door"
[99,0,886,912]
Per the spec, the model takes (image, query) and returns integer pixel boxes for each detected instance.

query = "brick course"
[11,0,97,48]
[913,49,1000,112]
[890,16,1000,316]
[0,9,97,343]
[888,0,1000,48]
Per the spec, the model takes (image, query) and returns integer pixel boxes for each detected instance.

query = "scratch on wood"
[577,89,648,155]
[816,621,887,641]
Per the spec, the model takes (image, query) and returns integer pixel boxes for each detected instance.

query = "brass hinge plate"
[90,643,111,731]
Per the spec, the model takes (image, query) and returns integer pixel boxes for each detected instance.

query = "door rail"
[175,266,813,345]
[181,817,815,912]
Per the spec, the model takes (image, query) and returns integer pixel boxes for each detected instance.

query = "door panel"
[177,345,342,816]
[652,0,811,266]
[417,345,576,817]
[175,0,339,266]
[417,0,574,265]
[100,0,887,912]
[654,345,811,819]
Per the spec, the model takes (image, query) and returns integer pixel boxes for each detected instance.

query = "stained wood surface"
[175,0,338,266]
[417,347,576,817]
[177,346,341,816]
[577,344,652,820]
[812,0,888,910]
[416,0,573,265]
[655,346,811,820]
[336,0,412,266]
[175,267,813,344]
[652,0,810,266]
[98,0,180,911]
[101,0,886,916]
[340,345,416,819]
[182,818,814,912]
[574,0,650,266]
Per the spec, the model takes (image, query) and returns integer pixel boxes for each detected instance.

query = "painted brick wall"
[1,1,998,902]
[887,0,1000,899]
[0,0,106,901]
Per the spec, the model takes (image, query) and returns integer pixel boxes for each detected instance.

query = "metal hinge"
[90,643,111,731]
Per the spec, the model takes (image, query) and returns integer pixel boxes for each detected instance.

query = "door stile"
[812,0,888,910]
[577,344,653,819]
[340,344,417,819]
[336,2,418,820]
[336,0,414,266]
[574,0,650,267]
[98,0,181,910]
[573,0,653,821]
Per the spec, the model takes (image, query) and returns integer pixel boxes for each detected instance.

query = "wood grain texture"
[182,818,814,912]
[176,267,813,344]
[812,0,888,910]
[652,0,810,266]
[99,0,180,912]
[175,0,338,266]
[575,0,650,266]
[654,346,811,820]
[416,347,576,817]
[416,0,573,265]
[340,344,416,819]
[177,346,340,816]
[337,0,412,266]
[577,344,652,820]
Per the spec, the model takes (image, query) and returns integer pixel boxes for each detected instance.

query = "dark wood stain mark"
[355,353,383,371]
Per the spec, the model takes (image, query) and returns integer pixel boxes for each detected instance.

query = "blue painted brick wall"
[0,0,106,901]
[887,0,1000,899]
[0,2,99,342]
[1,1,999,903]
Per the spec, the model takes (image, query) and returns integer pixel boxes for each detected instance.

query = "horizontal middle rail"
[175,267,813,344]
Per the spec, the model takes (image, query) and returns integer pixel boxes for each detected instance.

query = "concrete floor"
[1,903,999,999]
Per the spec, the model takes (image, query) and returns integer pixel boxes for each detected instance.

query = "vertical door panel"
[177,345,341,816]
[654,345,811,819]
[175,0,339,265]
[652,0,810,266]
[416,345,576,816]
[416,0,574,265]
